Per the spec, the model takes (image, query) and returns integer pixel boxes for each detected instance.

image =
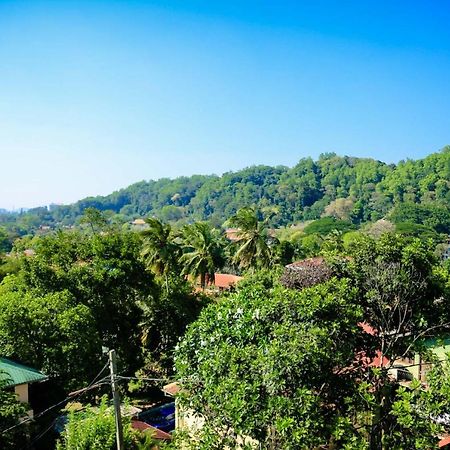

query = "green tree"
[0,227,11,253]
[138,275,206,377]
[175,280,367,449]
[228,207,274,271]
[10,230,157,377]
[174,235,450,449]
[303,216,355,236]
[79,207,108,233]
[0,286,102,392]
[141,217,181,287]
[179,222,225,288]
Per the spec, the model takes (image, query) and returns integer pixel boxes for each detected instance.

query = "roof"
[213,273,243,289]
[0,358,47,387]
[439,435,450,448]
[131,420,172,440]
[162,382,181,397]
[286,257,326,270]
[132,218,146,225]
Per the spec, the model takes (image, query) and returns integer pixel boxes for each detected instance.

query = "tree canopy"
[174,235,450,449]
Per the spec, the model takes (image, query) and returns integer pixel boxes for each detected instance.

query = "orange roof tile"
[213,273,243,289]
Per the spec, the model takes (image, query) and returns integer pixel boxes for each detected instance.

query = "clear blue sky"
[1,1,450,209]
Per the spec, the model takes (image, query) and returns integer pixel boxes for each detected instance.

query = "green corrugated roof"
[0,358,47,387]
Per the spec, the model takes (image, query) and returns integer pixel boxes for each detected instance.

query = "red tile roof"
[213,273,243,289]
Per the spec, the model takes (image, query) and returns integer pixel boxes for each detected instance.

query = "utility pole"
[109,349,124,450]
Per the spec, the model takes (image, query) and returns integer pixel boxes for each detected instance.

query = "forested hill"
[2,146,450,234]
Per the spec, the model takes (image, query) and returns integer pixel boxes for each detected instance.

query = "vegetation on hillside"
[0,147,449,242]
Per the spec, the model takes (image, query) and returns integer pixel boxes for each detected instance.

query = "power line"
[20,363,111,449]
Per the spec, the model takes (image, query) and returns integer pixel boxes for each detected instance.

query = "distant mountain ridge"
[1,146,449,234]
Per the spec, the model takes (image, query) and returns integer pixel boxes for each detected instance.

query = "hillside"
[1,146,449,237]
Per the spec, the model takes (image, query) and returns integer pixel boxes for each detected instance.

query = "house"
[162,382,204,434]
[211,273,243,291]
[0,357,47,416]
[407,337,450,382]
[130,218,149,230]
[193,273,243,293]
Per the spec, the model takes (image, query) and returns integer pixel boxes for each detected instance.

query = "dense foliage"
[0,145,449,450]
[176,279,366,449]
[174,236,450,449]
[56,396,153,450]
[1,147,449,235]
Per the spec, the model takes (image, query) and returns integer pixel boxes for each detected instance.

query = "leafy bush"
[0,376,28,450]
[303,217,355,236]
[56,396,150,450]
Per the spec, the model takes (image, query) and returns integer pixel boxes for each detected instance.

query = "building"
[130,218,149,230]
[0,357,47,416]
[211,273,243,291]
[406,337,450,382]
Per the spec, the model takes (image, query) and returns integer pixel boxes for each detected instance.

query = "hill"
[1,146,449,239]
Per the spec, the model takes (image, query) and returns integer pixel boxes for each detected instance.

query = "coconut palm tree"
[179,222,225,289]
[141,217,180,287]
[228,207,275,271]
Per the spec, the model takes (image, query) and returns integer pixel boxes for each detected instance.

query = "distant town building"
[130,218,148,230]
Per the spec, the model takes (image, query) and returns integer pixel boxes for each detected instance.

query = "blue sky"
[1,1,450,209]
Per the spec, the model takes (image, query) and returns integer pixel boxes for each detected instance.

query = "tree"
[228,207,274,271]
[179,222,225,288]
[273,240,296,266]
[138,275,206,377]
[141,217,181,287]
[323,197,355,220]
[175,279,368,449]
[347,234,450,449]
[0,227,11,253]
[303,216,355,236]
[0,376,28,450]
[9,229,157,378]
[79,207,108,233]
[0,286,102,392]
[174,235,450,449]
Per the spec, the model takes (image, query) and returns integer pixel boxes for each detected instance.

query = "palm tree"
[141,217,180,287]
[179,222,225,289]
[228,207,275,271]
